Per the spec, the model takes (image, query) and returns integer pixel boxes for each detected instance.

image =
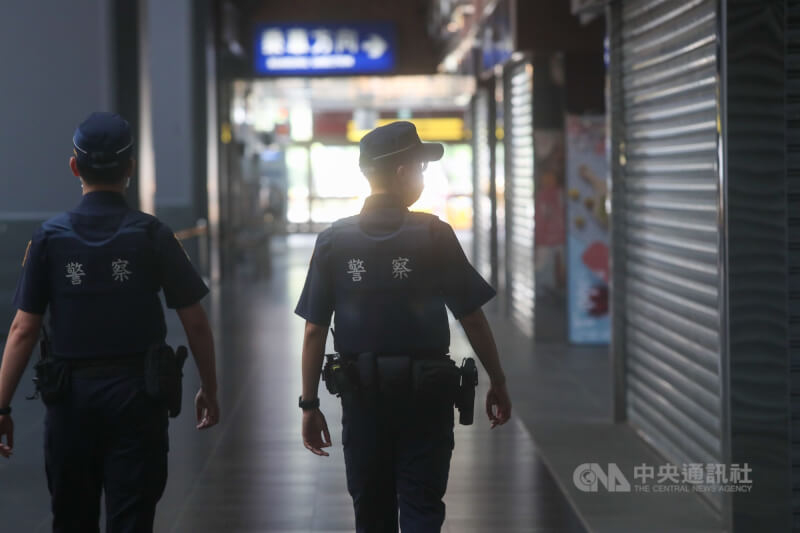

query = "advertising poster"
[533,129,567,340]
[566,115,609,344]
[531,53,568,341]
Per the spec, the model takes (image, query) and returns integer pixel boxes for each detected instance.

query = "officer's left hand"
[0,415,13,458]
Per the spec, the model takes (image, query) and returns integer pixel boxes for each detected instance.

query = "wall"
[0,0,113,330]
[141,0,209,266]
[145,0,203,233]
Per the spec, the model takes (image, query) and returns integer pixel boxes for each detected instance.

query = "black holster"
[144,344,189,418]
[322,353,361,398]
[31,359,71,406]
[455,358,478,425]
[29,328,70,406]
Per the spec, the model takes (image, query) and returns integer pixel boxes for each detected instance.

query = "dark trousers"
[44,375,169,533]
[342,389,455,533]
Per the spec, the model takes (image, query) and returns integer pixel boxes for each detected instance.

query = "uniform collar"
[361,193,408,213]
[76,191,129,211]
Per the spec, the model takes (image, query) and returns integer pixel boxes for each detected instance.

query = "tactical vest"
[42,210,167,357]
[329,211,450,355]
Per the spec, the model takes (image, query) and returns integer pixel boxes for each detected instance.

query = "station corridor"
[2,0,798,529]
[0,236,587,533]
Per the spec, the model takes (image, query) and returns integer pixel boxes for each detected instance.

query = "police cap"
[359,121,444,171]
[72,112,134,169]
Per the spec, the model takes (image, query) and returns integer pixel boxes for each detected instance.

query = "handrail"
[173,219,210,277]
[174,222,208,241]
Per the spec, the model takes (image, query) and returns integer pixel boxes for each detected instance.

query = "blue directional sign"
[254,23,396,76]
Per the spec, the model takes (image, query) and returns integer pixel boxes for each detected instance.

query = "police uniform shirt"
[13,191,209,357]
[295,193,496,354]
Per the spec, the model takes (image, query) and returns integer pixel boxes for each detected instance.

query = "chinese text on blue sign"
[254,23,396,76]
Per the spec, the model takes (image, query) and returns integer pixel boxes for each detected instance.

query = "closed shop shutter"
[503,60,535,337]
[472,89,493,281]
[613,0,723,506]
[788,0,800,526]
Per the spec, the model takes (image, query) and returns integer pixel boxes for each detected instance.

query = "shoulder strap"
[120,210,161,241]
[41,213,73,236]
[407,211,437,224]
[330,216,360,246]
[332,215,359,230]
[144,216,160,242]
[406,212,439,236]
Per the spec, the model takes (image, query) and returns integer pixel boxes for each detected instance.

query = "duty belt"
[59,354,146,378]
[340,350,449,361]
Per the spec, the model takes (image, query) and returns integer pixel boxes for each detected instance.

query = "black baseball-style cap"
[359,121,444,171]
[72,112,134,169]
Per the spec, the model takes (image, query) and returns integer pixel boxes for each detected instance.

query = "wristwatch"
[0,406,11,416]
[298,395,320,411]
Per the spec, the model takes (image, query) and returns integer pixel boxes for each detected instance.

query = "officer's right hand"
[0,415,13,458]
[486,383,512,429]
[302,408,332,457]
[195,388,220,429]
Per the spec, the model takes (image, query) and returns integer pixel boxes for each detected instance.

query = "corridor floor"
[0,235,587,533]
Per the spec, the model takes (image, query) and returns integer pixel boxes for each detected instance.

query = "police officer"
[296,121,512,532]
[0,112,220,532]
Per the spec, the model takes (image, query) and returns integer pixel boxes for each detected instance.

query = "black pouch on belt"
[33,358,71,406]
[145,344,189,417]
[375,355,411,404]
[412,358,460,405]
[29,327,70,406]
[323,353,362,397]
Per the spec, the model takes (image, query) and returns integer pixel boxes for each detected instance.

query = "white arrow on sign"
[362,34,388,59]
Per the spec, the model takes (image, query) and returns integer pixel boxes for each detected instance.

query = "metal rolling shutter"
[503,61,535,337]
[616,0,723,488]
[788,0,800,525]
[472,89,493,281]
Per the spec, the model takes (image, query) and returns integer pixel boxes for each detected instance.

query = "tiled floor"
[0,235,587,533]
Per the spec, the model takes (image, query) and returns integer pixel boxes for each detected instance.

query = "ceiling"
[235,75,475,112]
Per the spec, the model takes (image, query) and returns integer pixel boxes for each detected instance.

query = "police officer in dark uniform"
[0,112,220,532]
[296,121,512,532]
